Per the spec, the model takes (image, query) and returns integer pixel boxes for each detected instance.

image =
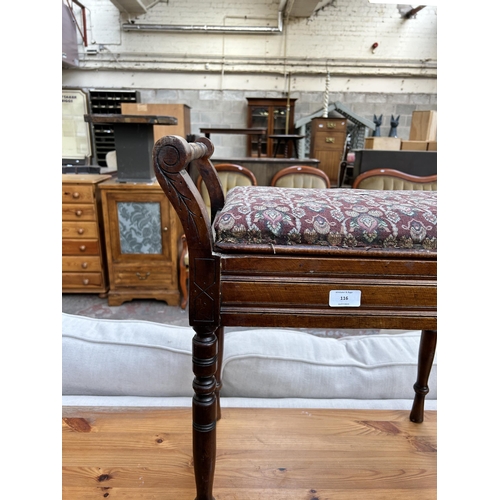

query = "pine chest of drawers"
[62,174,111,295]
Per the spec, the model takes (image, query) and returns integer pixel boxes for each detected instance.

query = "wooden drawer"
[311,119,346,133]
[62,221,99,239]
[62,256,102,272]
[311,131,346,151]
[62,272,103,288]
[62,239,100,255]
[62,203,96,221]
[62,184,95,204]
[113,264,174,287]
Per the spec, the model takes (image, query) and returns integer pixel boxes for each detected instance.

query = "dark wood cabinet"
[309,117,347,187]
[246,98,296,157]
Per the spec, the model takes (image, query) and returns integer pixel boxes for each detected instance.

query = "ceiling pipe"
[122,11,283,34]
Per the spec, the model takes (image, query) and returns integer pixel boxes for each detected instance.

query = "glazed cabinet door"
[246,98,296,157]
[100,183,181,306]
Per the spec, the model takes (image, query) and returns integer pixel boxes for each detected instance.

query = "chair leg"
[192,325,218,500]
[410,329,437,423]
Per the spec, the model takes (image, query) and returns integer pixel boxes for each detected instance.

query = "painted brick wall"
[63,0,437,158]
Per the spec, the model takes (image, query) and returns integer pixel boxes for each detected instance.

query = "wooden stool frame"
[153,135,437,500]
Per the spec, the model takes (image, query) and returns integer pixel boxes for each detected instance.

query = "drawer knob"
[79,245,86,252]
[83,279,89,285]
[81,262,88,269]
[75,210,83,217]
[163,226,168,232]
[78,228,84,234]
[325,137,335,143]
[136,272,151,280]
[72,192,80,199]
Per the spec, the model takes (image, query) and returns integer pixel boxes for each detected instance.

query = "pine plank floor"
[62,407,437,499]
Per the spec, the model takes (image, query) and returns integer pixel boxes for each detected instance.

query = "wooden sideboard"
[99,179,182,306]
[62,174,111,295]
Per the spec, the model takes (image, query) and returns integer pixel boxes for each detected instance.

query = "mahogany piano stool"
[153,135,437,500]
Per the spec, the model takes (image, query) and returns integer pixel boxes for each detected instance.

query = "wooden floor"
[62,407,437,499]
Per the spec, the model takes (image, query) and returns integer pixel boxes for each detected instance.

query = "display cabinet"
[99,179,182,306]
[246,98,296,157]
[62,174,111,295]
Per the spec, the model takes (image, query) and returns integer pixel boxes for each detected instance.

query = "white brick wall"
[62,0,437,158]
[65,0,437,91]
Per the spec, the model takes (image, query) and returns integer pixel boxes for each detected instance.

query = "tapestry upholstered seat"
[153,135,437,500]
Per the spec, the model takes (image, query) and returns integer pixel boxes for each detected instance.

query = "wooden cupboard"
[99,179,181,306]
[309,117,347,187]
[246,97,296,157]
[121,103,191,140]
[62,174,111,294]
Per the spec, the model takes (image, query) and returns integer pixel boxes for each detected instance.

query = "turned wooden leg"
[410,329,437,423]
[192,326,218,500]
[214,326,224,421]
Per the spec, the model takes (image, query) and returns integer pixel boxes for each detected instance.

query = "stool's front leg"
[215,326,224,421]
[410,329,437,423]
[192,325,218,500]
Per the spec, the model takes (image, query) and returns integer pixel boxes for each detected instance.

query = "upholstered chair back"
[197,164,258,210]
[270,165,331,189]
[352,168,437,191]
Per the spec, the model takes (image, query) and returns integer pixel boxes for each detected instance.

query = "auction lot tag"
[329,290,361,307]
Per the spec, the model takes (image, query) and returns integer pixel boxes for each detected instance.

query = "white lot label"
[329,290,361,307]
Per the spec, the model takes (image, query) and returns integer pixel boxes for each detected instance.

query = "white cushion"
[62,313,193,397]
[221,329,436,400]
[62,314,436,402]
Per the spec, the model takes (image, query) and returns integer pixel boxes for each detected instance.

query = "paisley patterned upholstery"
[214,186,437,254]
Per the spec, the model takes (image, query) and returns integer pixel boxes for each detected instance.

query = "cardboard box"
[409,110,437,141]
[364,137,401,150]
[400,140,429,151]
[427,141,437,151]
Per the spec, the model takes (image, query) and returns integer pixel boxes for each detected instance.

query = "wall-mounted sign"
[62,89,92,161]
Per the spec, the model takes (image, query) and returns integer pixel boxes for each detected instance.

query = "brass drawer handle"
[325,137,335,143]
[327,122,336,129]
[136,272,151,280]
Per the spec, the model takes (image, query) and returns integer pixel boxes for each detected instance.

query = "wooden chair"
[270,165,331,188]
[178,163,258,309]
[352,168,437,191]
[153,136,437,500]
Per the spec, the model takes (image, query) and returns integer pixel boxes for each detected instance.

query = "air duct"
[122,11,283,34]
